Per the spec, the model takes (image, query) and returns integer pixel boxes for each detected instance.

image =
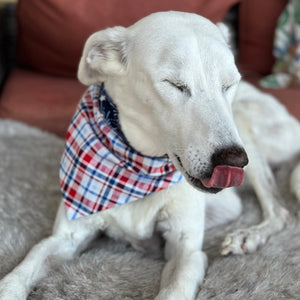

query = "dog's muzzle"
[175,146,248,193]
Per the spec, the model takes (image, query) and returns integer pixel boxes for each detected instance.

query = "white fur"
[1,11,299,300]
[221,81,300,255]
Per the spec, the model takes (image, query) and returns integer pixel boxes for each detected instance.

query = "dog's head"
[78,11,248,193]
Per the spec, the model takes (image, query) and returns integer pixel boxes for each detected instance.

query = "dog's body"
[1,11,300,300]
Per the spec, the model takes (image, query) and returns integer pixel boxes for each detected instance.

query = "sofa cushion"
[17,0,240,77]
[238,0,288,76]
[0,69,85,137]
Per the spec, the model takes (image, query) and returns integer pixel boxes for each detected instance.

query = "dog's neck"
[104,79,167,157]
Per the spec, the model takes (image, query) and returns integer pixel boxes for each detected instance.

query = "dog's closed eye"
[222,80,240,94]
[222,84,232,93]
[163,79,192,97]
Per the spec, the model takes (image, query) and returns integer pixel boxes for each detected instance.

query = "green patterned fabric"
[260,0,300,88]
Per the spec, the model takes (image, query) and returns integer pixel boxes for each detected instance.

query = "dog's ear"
[78,26,128,85]
[216,23,231,44]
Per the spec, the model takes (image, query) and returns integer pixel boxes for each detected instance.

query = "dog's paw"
[221,227,267,255]
[221,209,291,256]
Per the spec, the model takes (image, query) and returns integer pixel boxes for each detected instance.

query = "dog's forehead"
[128,12,232,68]
[129,11,225,46]
[152,37,232,79]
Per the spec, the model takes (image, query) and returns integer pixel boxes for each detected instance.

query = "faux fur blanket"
[0,119,299,300]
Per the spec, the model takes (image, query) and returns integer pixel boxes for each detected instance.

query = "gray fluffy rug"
[0,119,299,300]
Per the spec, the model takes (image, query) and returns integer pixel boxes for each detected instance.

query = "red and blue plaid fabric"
[60,84,183,220]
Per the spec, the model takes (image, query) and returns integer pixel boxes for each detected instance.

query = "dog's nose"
[211,146,248,168]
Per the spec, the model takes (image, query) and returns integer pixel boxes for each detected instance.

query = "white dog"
[0,11,299,300]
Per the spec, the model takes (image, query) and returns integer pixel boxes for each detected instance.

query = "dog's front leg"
[290,161,300,202]
[155,187,207,300]
[0,202,104,299]
[221,120,290,255]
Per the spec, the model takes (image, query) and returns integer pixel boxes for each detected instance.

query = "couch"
[0,0,299,138]
[1,2,300,299]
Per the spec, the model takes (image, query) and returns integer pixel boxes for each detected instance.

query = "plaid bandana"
[60,84,183,220]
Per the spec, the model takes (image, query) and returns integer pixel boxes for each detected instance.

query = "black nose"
[211,146,248,168]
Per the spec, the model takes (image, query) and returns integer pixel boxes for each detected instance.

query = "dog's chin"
[172,153,222,193]
[185,173,222,194]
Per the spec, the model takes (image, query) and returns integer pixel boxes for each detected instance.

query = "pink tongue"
[201,165,245,188]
